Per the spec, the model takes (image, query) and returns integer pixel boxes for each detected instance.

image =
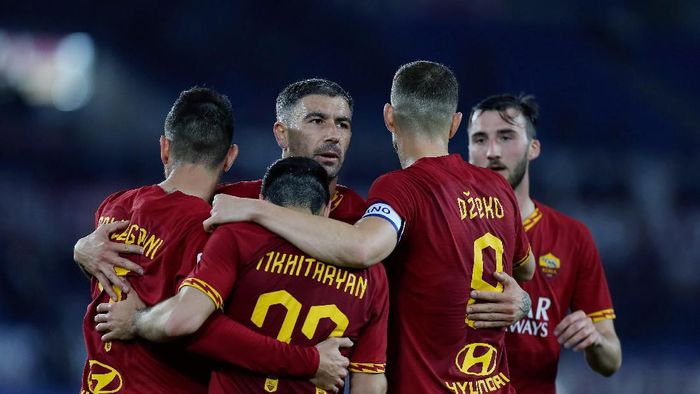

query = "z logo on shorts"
[87,360,123,394]
[455,343,497,377]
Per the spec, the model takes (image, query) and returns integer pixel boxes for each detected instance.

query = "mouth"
[488,164,507,172]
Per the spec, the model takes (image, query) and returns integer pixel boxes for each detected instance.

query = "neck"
[397,131,450,169]
[159,163,220,202]
[328,177,338,196]
[514,170,535,221]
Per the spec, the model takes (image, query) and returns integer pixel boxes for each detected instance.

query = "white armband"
[362,202,406,242]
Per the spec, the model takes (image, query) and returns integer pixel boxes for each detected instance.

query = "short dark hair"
[390,60,459,135]
[261,157,331,215]
[164,87,234,169]
[469,93,539,139]
[275,78,353,124]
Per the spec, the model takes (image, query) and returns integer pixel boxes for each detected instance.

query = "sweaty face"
[284,95,352,179]
[468,109,531,188]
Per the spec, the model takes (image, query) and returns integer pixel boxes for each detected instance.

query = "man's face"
[468,108,532,188]
[283,94,352,179]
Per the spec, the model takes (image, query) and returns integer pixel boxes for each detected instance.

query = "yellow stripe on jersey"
[179,277,224,311]
[523,208,543,232]
[330,191,343,212]
[587,308,616,322]
[513,245,532,268]
[349,362,386,374]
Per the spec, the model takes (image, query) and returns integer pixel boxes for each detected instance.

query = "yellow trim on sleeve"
[587,308,616,323]
[179,277,224,311]
[349,362,386,374]
[513,245,532,268]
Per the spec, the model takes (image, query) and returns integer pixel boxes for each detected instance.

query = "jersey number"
[466,233,504,328]
[250,290,349,393]
[250,289,349,343]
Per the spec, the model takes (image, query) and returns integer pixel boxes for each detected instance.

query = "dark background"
[1,1,699,393]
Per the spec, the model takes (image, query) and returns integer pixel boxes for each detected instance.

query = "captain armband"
[362,202,405,243]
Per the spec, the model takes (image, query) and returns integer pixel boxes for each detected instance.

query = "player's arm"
[95,285,215,342]
[554,311,621,376]
[204,195,398,268]
[512,250,535,281]
[350,373,387,394]
[74,220,145,300]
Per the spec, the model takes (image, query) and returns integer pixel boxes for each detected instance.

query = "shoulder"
[536,201,594,239]
[336,184,365,203]
[215,221,276,240]
[216,179,262,198]
[97,185,151,212]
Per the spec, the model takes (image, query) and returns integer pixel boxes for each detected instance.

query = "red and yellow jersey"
[505,201,615,394]
[366,154,530,394]
[181,221,389,394]
[217,180,366,224]
[81,185,212,394]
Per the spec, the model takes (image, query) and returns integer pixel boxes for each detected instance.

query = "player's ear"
[383,103,396,134]
[448,112,463,140]
[160,136,170,166]
[223,144,239,172]
[527,138,541,161]
[273,121,289,150]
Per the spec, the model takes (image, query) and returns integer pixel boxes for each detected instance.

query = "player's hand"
[554,310,601,351]
[310,337,353,393]
[95,291,146,341]
[203,194,261,232]
[466,272,531,329]
[74,221,144,300]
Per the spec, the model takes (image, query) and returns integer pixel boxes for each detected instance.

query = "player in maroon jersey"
[216,78,366,224]
[466,93,622,393]
[96,157,388,394]
[74,79,364,292]
[203,61,536,393]
[80,88,349,394]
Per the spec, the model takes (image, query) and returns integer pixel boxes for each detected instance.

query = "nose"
[324,123,341,144]
[486,139,501,160]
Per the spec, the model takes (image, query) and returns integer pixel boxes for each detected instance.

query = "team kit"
[75,61,621,393]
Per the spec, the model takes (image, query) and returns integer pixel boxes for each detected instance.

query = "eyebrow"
[304,112,352,124]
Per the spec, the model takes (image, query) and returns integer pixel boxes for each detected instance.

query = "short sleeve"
[570,223,615,322]
[349,265,389,374]
[180,225,241,310]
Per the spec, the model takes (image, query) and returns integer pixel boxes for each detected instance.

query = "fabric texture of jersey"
[218,180,366,224]
[367,154,530,394]
[505,201,615,394]
[81,185,212,394]
[182,221,389,394]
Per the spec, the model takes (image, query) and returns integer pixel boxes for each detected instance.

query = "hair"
[163,87,234,169]
[261,157,331,215]
[390,60,459,135]
[275,78,353,124]
[468,93,539,139]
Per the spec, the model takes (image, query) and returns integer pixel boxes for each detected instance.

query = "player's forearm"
[186,313,320,377]
[584,329,622,376]
[252,200,380,268]
[350,373,387,394]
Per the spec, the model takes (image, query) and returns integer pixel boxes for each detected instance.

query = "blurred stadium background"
[1,1,699,393]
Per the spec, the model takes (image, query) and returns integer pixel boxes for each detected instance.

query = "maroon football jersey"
[181,221,389,394]
[505,202,615,394]
[218,180,366,224]
[365,154,530,394]
[81,185,212,394]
